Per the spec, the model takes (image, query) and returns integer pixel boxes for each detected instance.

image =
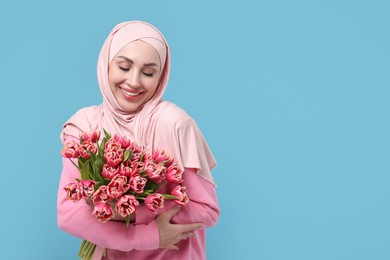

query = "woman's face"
[108,40,162,113]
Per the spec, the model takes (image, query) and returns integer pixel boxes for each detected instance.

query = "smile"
[120,88,142,97]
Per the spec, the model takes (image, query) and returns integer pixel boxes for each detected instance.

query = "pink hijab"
[61,21,216,184]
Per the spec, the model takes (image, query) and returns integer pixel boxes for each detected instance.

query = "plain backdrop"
[0,1,389,259]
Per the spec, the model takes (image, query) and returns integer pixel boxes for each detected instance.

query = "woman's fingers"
[180,231,195,240]
[156,206,205,250]
[177,223,204,240]
[178,223,204,233]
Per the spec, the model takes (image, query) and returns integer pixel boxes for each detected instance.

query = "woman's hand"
[155,206,204,250]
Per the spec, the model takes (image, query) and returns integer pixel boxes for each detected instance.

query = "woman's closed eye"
[118,65,154,77]
[143,71,154,77]
[119,66,130,72]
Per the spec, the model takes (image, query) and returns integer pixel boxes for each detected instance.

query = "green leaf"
[88,153,98,177]
[123,149,130,162]
[98,139,105,157]
[78,159,83,169]
[103,128,111,139]
[90,161,98,180]
[89,151,97,161]
[163,194,179,200]
[95,157,104,174]
[96,172,105,185]
[80,161,90,180]
[79,157,88,165]
[145,181,159,192]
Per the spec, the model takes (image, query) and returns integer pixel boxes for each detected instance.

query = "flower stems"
[77,240,96,260]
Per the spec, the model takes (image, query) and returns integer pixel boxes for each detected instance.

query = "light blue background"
[0,1,389,259]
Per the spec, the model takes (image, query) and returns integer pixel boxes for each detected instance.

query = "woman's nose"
[127,69,141,88]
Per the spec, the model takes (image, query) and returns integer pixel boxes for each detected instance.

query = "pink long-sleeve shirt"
[57,139,220,259]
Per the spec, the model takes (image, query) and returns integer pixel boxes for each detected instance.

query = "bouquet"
[60,129,188,259]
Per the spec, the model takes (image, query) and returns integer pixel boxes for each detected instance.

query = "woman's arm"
[170,168,220,227]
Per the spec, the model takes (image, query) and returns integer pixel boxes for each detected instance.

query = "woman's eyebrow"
[117,56,133,64]
[117,56,159,67]
[144,62,159,67]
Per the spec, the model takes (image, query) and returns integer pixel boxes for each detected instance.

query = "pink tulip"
[119,161,138,178]
[64,182,82,202]
[79,180,97,197]
[144,160,166,183]
[129,174,147,194]
[135,161,145,172]
[92,185,110,204]
[92,203,114,223]
[145,193,164,213]
[166,164,183,184]
[128,142,143,162]
[152,148,173,165]
[113,134,131,149]
[115,195,139,217]
[60,141,81,158]
[171,185,189,205]
[104,140,124,167]
[102,164,120,180]
[78,140,98,159]
[104,139,122,151]
[80,130,100,143]
[107,175,130,199]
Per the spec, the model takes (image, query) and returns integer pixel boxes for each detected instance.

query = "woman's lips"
[120,87,142,99]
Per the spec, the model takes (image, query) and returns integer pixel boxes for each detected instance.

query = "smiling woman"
[57,21,220,260]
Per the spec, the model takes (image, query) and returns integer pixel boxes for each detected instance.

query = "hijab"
[61,21,216,184]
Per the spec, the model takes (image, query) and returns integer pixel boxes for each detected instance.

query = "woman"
[57,21,220,259]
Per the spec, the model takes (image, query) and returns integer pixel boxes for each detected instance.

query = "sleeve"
[57,138,159,252]
[171,167,220,227]
[169,116,217,186]
[163,116,220,226]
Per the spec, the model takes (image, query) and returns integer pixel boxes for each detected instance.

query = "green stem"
[86,242,96,260]
[69,158,80,170]
[78,240,96,260]
[77,240,86,257]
